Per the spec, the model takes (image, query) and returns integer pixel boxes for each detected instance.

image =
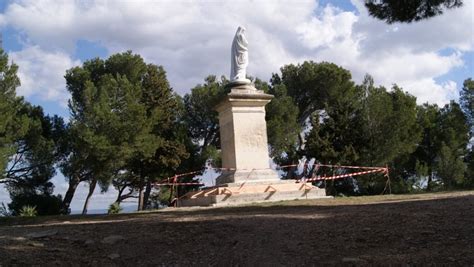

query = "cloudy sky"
[0,0,472,212]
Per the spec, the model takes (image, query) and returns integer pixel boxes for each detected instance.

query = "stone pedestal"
[178,82,328,207]
[215,83,280,185]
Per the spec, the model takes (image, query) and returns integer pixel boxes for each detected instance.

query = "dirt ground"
[0,191,473,266]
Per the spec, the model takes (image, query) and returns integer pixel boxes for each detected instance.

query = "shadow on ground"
[0,193,473,265]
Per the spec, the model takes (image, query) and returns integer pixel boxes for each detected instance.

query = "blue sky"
[0,0,472,212]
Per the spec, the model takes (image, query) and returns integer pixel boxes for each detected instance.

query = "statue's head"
[236,26,246,35]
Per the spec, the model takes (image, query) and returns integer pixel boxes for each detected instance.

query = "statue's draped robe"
[230,27,249,82]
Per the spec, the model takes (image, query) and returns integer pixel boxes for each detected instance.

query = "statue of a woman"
[230,26,251,84]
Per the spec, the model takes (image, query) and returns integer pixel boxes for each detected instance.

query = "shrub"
[19,205,37,217]
[108,202,122,214]
[9,193,63,216]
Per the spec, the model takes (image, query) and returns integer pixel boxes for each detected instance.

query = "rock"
[108,253,120,260]
[26,230,58,239]
[101,235,125,244]
[27,241,45,248]
[84,239,95,245]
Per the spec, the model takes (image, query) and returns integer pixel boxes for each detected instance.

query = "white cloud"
[399,79,458,105]
[1,0,472,106]
[296,5,358,50]
[9,45,80,106]
[355,51,464,103]
[0,14,6,28]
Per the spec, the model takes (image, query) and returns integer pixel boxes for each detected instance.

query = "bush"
[19,205,37,217]
[108,202,122,214]
[9,193,63,216]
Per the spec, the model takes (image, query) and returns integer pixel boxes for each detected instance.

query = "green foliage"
[6,105,60,190]
[460,78,474,137]
[63,51,190,211]
[409,104,440,181]
[9,193,62,216]
[266,83,301,164]
[365,0,463,24]
[305,75,362,166]
[150,186,172,207]
[0,48,24,177]
[432,102,470,188]
[407,101,470,190]
[182,75,228,150]
[274,61,354,125]
[108,202,122,214]
[269,61,355,170]
[435,142,467,188]
[465,150,474,187]
[437,102,469,150]
[18,205,37,217]
[355,80,421,194]
[299,73,420,194]
[176,75,230,191]
[0,49,63,215]
[358,80,421,167]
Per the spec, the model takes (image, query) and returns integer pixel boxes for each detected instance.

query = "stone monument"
[178,27,327,207]
[215,26,280,185]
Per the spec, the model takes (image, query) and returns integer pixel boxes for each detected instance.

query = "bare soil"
[1,191,473,266]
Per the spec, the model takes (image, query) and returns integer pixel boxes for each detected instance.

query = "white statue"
[230,26,251,84]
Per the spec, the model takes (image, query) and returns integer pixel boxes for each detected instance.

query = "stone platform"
[177,180,329,207]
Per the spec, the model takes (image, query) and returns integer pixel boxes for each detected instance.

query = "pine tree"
[365,0,463,23]
[0,49,63,215]
[61,51,188,213]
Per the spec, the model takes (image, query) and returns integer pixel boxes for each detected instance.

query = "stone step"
[185,182,315,199]
[178,187,329,207]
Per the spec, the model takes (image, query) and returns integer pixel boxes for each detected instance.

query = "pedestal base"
[178,180,330,207]
[216,169,280,185]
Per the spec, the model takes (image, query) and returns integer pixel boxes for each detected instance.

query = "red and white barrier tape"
[153,182,204,186]
[298,168,388,182]
[279,163,384,170]
[156,164,389,187]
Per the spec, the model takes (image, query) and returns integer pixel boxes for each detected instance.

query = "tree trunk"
[168,185,175,206]
[142,180,152,210]
[426,171,433,191]
[298,132,306,150]
[61,176,81,214]
[82,179,97,215]
[137,177,145,211]
[115,184,127,204]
